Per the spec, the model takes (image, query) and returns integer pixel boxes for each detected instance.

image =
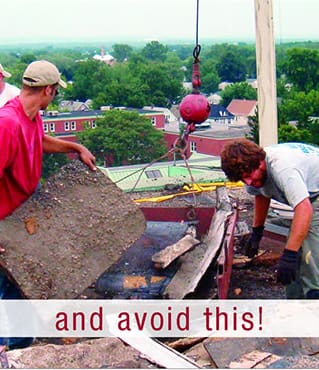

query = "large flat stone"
[0,160,146,299]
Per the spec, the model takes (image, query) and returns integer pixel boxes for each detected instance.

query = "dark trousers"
[0,273,33,350]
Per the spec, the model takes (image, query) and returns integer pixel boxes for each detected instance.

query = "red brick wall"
[164,132,238,156]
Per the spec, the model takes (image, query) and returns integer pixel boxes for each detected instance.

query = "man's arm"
[43,135,96,171]
[286,197,312,251]
[277,197,313,285]
[244,194,270,258]
[253,194,271,227]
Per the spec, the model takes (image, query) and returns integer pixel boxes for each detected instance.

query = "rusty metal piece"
[123,276,147,289]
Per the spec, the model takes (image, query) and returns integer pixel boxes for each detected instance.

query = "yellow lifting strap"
[133,181,243,203]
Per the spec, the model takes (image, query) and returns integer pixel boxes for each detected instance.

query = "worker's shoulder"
[268,142,319,153]
[0,96,21,116]
[5,82,20,95]
[0,101,22,131]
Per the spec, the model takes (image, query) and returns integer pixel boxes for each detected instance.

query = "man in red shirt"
[0,60,96,350]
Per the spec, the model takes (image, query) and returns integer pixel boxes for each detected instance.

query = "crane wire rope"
[113,0,203,201]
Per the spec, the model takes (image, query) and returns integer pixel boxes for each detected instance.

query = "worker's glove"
[277,249,299,285]
[245,226,264,258]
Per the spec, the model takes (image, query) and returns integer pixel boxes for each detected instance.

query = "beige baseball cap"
[22,60,67,88]
[0,64,12,78]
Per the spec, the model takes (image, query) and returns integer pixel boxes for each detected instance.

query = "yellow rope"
[133,181,243,203]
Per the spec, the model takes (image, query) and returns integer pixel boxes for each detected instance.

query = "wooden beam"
[118,336,201,368]
[254,0,278,146]
[152,233,200,269]
[164,187,233,299]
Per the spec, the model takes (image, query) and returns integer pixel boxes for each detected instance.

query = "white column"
[254,0,278,146]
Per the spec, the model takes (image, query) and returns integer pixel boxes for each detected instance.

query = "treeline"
[1,40,319,144]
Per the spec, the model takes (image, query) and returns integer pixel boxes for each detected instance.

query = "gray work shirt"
[246,143,319,208]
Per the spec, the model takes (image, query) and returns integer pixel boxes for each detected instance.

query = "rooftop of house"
[227,99,257,116]
[42,107,163,120]
[209,104,234,118]
[192,125,250,138]
[59,100,92,112]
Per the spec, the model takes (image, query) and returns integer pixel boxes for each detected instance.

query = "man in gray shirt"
[221,138,319,299]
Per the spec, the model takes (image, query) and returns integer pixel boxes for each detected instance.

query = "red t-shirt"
[0,97,44,219]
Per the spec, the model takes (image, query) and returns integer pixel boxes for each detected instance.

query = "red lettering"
[150,312,164,331]
[134,312,147,330]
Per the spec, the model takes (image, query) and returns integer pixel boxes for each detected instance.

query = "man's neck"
[19,91,41,121]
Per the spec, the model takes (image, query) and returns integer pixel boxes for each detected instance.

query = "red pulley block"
[179,93,211,124]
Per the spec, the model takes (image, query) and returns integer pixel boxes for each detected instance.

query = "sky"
[1,0,318,45]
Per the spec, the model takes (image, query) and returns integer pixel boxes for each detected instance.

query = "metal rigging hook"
[192,44,201,93]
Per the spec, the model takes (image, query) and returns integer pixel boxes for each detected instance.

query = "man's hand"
[277,249,299,285]
[245,226,264,258]
[78,146,97,171]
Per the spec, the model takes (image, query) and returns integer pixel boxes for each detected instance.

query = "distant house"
[207,104,235,126]
[59,100,92,112]
[207,93,222,105]
[93,48,115,66]
[42,107,166,139]
[143,106,178,124]
[182,81,193,92]
[218,81,233,91]
[227,99,257,126]
[170,105,181,121]
[309,115,319,123]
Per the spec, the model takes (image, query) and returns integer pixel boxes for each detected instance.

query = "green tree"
[20,53,36,64]
[91,63,147,108]
[127,53,145,75]
[63,51,184,109]
[282,48,319,92]
[278,124,311,143]
[221,82,257,107]
[307,119,319,146]
[77,110,167,166]
[278,90,319,127]
[245,106,259,144]
[216,47,247,82]
[276,77,291,99]
[111,44,133,62]
[138,63,183,106]
[167,44,194,60]
[200,59,219,94]
[66,59,112,101]
[6,62,27,87]
[141,41,169,62]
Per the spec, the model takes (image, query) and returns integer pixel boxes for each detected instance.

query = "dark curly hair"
[221,139,266,181]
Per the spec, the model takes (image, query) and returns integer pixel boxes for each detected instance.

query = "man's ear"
[43,85,51,96]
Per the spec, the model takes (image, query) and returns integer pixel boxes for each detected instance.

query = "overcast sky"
[1,0,318,45]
